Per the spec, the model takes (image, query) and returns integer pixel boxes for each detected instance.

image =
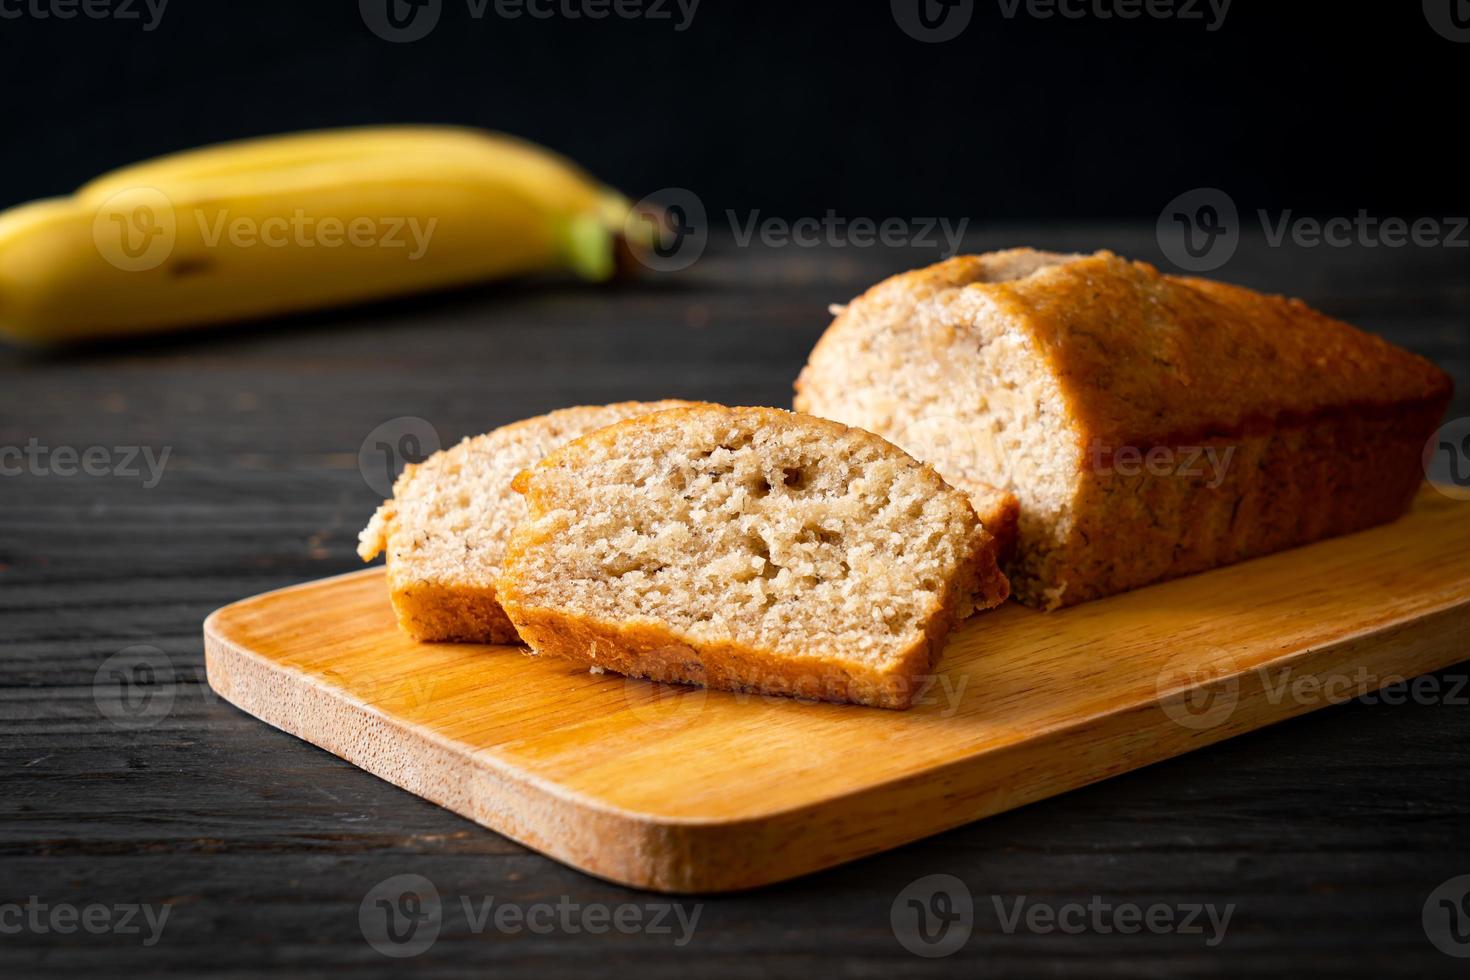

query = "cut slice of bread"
[496,405,1010,709]
[949,478,1020,566]
[359,400,694,642]
[795,248,1454,608]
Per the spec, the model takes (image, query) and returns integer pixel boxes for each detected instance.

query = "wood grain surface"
[202,490,1470,893]
[4,231,1469,978]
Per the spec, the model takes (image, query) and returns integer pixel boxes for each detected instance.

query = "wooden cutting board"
[204,489,1470,894]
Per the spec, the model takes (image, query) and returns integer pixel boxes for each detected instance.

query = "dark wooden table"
[4,229,1468,979]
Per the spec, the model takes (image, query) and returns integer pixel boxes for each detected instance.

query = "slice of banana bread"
[950,478,1020,566]
[359,400,693,642]
[795,249,1453,609]
[496,405,1010,709]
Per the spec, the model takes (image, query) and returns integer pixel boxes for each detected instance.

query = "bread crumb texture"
[359,400,694,642]
[795,248,1453,609]
[497,405,1009,708]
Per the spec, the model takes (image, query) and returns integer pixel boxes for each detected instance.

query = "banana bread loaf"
[795,249,1453,609]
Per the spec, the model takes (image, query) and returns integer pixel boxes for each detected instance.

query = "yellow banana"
[0,127,633,346]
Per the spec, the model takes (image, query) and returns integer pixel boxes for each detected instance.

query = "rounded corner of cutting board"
[196,498,1470,893]
[202,609,821,894]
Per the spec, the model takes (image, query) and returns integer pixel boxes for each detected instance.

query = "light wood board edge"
[203,573,1470,894]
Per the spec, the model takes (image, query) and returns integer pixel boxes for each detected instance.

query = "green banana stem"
[558,211,620,282]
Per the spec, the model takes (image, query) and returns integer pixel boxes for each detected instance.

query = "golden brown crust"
[798,249,1451,448]
[506,597,950,710]
[999,253,1452,447]
[503,549,1000,710]
[794,248,1453,610]
[384,571,519,644]
[498,405,1009,709]
[1044,399,1443,608]
[999,254,1451,607]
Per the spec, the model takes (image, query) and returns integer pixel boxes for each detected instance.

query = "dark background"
[4,4,1470,979]
[2,1,1466,221]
